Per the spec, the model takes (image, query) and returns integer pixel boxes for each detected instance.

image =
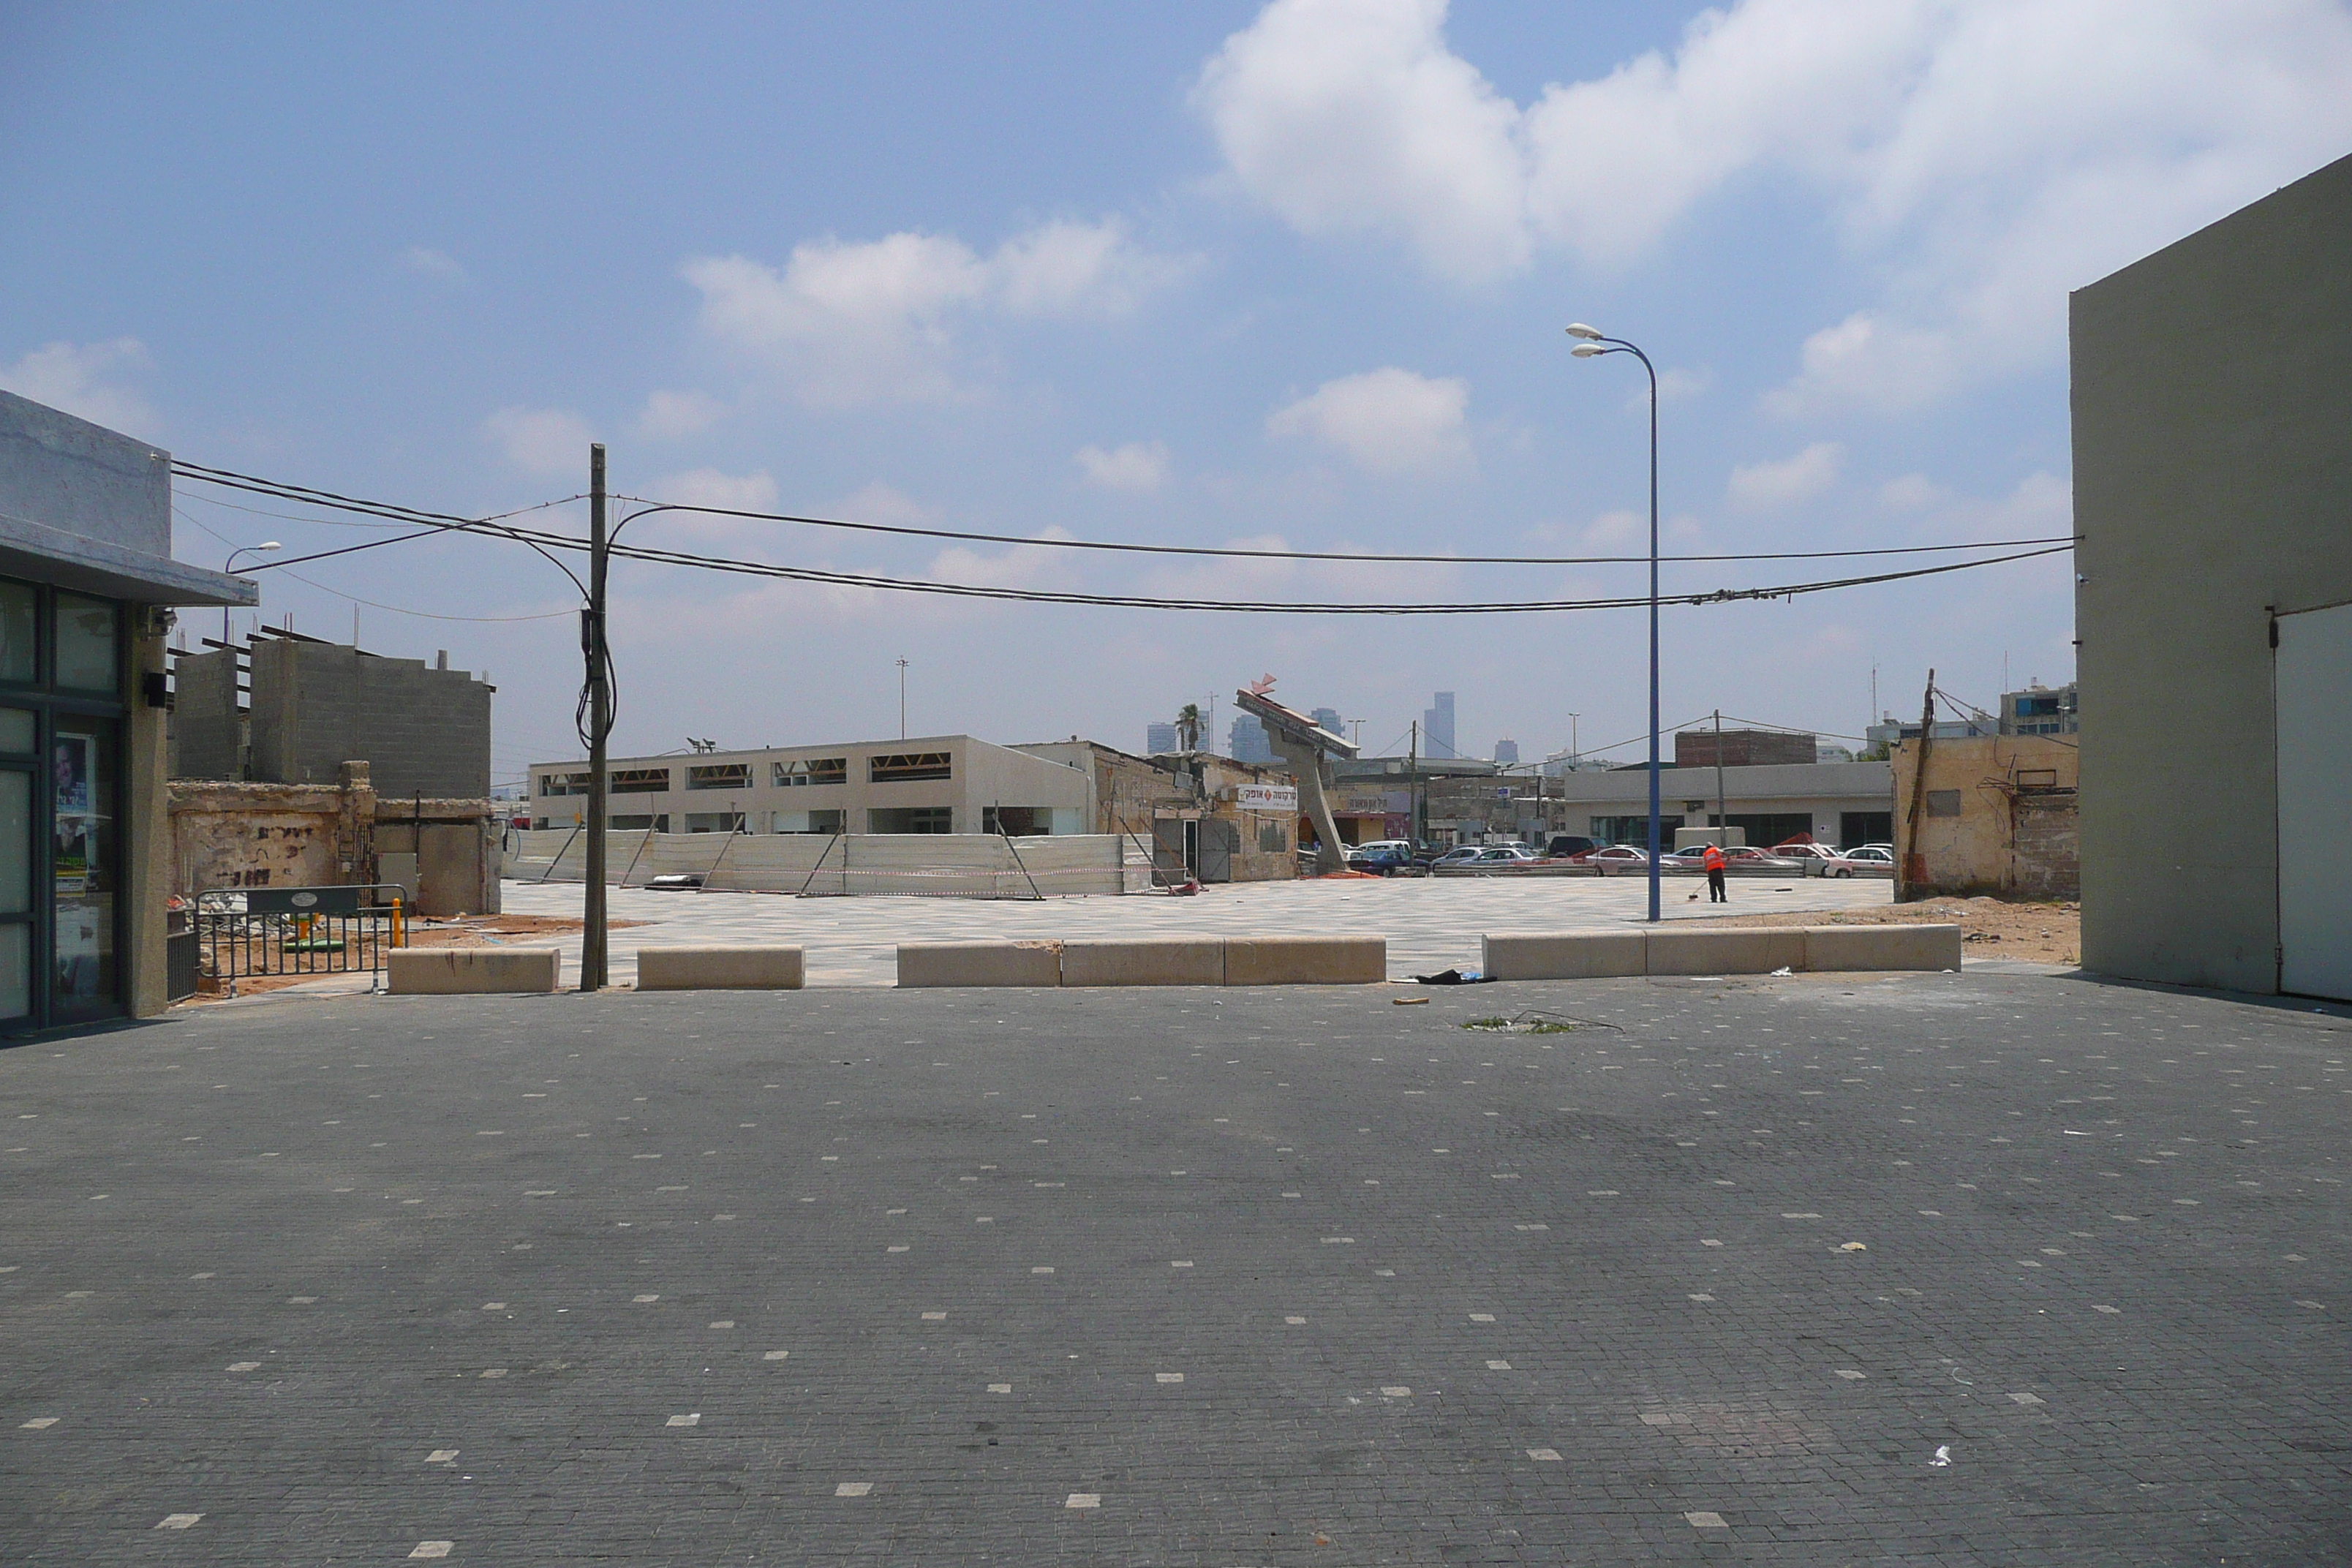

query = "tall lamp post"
[222,543,280,643]
[1566,323,1663,923]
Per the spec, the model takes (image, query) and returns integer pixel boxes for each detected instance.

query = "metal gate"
[1198,818,1238,883]
[192,885,407,994]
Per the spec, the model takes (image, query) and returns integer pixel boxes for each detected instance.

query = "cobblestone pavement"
[491,872,1893,987]
[4,971,2346,1564]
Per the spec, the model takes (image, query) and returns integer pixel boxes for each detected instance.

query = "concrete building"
[0,391,256,1031]
[1012,739,1295,883]
[528,734,1091,839]
[2000,682,2078,737]
[1421,690,1457,758]
[2074,151,2352,1000]
[1144,721,1179,756]
[1333,754,1496,845]
[1492,736,1519,766]
[172,630,492,798]
[1891,735,2078,901]
[1675,728,1815,769]
[1476,761,1894,851]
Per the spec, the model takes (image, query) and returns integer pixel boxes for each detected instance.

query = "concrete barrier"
[1481,931,1646,981]
[388,946,561,995]
[1803,923,1962,972]
[896,941,1062,988]
[1643,927,1809,976]
[1059,938,1224,987]
[636,945,804,991]
[1223,935,1386,986]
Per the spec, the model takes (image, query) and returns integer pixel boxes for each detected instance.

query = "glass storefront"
[0,579,124,1032]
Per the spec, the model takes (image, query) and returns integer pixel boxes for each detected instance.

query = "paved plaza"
[494,872,1896,987]
[3,968,2348,1564]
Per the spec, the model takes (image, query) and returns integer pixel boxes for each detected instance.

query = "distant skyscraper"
[1422,691,1456,758]
[1145,722,1180,755]
[1229,715,1275,764]
[1310,706,1344,738]
[1493,736,1519,765]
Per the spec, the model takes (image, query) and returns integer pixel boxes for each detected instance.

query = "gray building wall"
[245,639,491,799]
[170,646,243,780]
[2073,151,2352,993]
[0,388,170,557]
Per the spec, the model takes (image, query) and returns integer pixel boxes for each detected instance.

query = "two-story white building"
[527,734,1093,837]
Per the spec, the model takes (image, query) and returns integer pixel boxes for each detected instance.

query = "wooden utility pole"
[1899,669,1936,901]
[581,444,610,991]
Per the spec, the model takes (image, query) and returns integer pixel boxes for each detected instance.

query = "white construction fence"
[503,829,1152,898]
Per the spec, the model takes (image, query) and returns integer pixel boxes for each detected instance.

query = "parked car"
[1774,843,1878,878]
[1352,839,1417,875]
[1432,845,1543,875]
[1843,845,1897,870]
[1570,844,1652,869]
[1545,834,1598,859]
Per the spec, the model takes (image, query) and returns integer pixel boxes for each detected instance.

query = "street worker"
[1703,841,1728,902]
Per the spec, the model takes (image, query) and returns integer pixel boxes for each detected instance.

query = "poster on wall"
[53,736,91,896]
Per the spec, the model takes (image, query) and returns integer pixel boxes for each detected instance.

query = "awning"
[0,508,259,608]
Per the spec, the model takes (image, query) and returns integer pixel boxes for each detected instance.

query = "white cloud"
[482,406,593,478]
[0,338,157,434]
[1267,366,1470,475]
[399,246,467,282]
[840,482,935,528]
[1880,472,1948,511]
[683,216,1186,406]
[1200,0,2352,404]
[1727,441,1844,511]
[1075,440,1171,492]
[1580,509,1643,549]
[651,467,778,513]
[637,388,725,440]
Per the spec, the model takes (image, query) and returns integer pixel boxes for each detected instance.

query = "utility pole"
[1899,669,1937,901]
[1567,711,1580,761]
[1408,720,1420,845]
[581,444,610,993]
[1712,709,1727,843]
[897,657,908,739]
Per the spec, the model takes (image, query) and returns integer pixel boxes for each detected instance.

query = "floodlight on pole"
[1564,322,1664,923]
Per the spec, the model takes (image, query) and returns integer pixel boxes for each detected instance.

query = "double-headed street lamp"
[1565,323,1664,924]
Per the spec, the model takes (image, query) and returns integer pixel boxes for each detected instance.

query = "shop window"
[53,595,117,694]
[774,758,848,786]
[610,767,671,794]
[0,583,32,683]
[870,751,952,783]
[686,763,751,791]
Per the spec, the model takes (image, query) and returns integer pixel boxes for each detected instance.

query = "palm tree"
[1175,703,1202,753]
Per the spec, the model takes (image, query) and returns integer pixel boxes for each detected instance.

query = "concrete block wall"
[169,647,243,780]
[248,640,491,799]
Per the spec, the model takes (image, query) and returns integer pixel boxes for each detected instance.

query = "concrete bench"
[896,941,1062,988]
[1477,924,1964,980]
[388,947,561,995]
[1223,935,1387,986]
[1059,938,1224,987]
[636,946,804,991]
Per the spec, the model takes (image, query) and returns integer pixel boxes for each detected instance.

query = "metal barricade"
[192,885,408,994]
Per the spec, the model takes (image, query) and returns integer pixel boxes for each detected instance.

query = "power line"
[611,494,2074,568]
[173,458,2070,616]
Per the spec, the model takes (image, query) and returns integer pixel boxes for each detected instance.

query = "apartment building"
[528,734,1090,837]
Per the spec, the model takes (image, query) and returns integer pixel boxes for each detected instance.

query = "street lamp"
[1566,322,1664,923]
[222,542,280,643]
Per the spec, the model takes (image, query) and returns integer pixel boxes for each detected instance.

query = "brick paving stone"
[0,970,2346,1563]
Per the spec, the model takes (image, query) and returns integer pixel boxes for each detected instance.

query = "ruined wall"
[169,646,243,780]
[1893,735,2080,901]
[249,639,492,799]
[170,765,499,915]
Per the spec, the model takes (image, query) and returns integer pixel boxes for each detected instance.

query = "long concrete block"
[1803,923,1963,972]
[1481,931,1647,981]
[1643,927,1808,976]
[1059,938,1224,987]
[1222,935,1386,986]
[636,945,804,991]
[896,941,1061,988]
[388,946,560,995]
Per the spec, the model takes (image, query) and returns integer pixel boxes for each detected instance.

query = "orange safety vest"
[1703,845,1727,871]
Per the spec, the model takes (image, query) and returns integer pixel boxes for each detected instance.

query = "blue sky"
[5,1,2348,783]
